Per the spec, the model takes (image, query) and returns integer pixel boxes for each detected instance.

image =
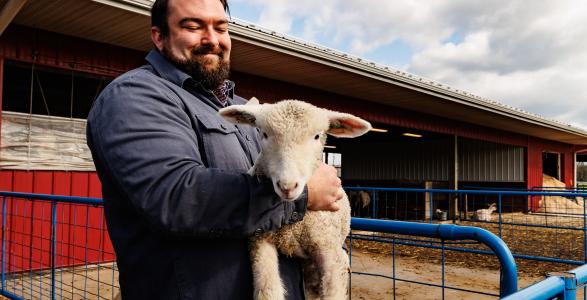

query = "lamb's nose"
[277,181,299,195]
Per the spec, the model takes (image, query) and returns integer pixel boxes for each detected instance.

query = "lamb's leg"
[250,238,285,300]
[302,260,321,300]
[318,247,350,300]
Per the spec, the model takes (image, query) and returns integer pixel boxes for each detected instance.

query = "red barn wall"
[0,170,113,272]
[233,71,531,148]
[0,25,144,77]
[0,56,3,147]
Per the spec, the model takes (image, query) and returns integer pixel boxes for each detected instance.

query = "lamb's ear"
[247,97,260,105]
[326,111,372,138]
[219,104,263,126]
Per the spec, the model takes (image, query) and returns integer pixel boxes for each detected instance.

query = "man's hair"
[151,0,230,37]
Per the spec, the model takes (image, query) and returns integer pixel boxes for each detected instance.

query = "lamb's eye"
[263,132,268,139]
[314,134,320,140]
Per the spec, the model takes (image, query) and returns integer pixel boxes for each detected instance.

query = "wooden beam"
[0,0,28,36]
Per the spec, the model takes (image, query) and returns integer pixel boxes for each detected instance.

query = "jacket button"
[245,134,251,141]
[254,228,263,237]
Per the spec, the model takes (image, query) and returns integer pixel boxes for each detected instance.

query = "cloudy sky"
[230,0,587,130]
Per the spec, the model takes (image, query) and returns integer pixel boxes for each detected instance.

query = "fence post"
[562,272,577,300]
[429,192,434,224]
[50,201,57,300]
[498,193,503,237]
[1,196,6,292]
[583,196,587,262]
[371,192,378,219]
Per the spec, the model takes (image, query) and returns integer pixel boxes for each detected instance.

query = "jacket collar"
[145,50,192,88]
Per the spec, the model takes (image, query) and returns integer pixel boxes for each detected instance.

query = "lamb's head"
[220,98,371,201]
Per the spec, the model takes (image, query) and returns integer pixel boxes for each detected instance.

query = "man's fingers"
[329,201,340,211]
[335,190,344,201]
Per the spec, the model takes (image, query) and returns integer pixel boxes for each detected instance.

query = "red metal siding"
[0,25,144,77]
[526,136,575,210]
[0,170,111,272]
[232,71,528,147]
[0,57,3,146]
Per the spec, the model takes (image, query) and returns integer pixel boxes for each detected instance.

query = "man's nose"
[201,27,220,47]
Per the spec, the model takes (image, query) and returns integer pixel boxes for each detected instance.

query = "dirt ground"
[349,247,543,299]
[347,211,587,299]
[1,256,537,300]
[0,252,557,300]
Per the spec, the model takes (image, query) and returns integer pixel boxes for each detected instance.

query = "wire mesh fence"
[2,188,587,299]
[0,193,118,300]
[345,187,587,268]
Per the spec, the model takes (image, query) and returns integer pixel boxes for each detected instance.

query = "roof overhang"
[3,0,587,145]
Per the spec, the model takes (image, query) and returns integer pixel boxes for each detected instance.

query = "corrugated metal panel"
[0,25,144,76]
[341,139,452,181]
[458,138,525,182]
[232,71,535,148]
[0,170,102,197]
[0,170,113,268]
[11,0,151,51]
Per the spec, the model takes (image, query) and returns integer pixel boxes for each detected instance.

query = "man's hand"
[307,163,344,211]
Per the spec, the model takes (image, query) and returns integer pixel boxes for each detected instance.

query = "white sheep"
[472,203,497,221]
[219,98,371,300]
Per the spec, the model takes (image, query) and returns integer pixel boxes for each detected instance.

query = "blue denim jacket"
[87,50,307,299]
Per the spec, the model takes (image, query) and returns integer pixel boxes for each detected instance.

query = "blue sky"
[230,0,587,130]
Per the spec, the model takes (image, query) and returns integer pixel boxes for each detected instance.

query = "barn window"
[2,60,111,119]
[0,61,112,170]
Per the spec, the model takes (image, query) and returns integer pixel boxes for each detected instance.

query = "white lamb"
[472,203,497,221]
[219,98,371,300]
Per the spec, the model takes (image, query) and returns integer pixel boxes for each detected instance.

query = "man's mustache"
[192,45,223,56]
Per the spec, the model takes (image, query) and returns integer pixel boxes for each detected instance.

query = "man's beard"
[162,45,230,91]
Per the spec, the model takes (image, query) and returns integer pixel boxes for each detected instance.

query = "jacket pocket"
[195,113,251,171]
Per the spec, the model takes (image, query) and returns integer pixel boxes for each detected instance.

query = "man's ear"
[326,111,372,138]
[151,26,164,51]
[219,103,264,126]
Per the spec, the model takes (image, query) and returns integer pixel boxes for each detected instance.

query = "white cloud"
[235,0,587,130]
[409,1,587,129]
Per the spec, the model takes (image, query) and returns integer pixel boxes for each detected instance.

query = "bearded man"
[86,0,343,299]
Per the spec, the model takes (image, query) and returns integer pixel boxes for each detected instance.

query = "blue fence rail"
[1,191,519,299]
